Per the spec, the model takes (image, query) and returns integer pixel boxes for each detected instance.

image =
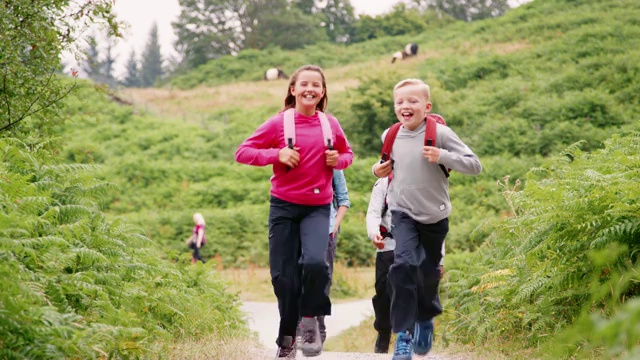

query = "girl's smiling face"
[393,84,432,131]
[290,70,326,116]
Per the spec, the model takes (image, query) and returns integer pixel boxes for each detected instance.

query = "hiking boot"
[317,315,327,343]
[275,336,296,359]
[374,332,390,353]
[413,319,434,355]
[392,330,413,360]
[300,317,322,357]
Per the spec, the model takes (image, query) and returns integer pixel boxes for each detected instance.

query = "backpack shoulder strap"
[283,108,295,149]
[425,114,450,178]
[317,111,334,149]
[424,115,439,147]
[380,122,402,161]
[284,109,333,149]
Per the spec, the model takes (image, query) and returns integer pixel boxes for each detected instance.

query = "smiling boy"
[372,78,481,360]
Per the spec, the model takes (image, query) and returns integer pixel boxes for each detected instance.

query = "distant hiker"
[391,43,419,64]
[185,212,207,264]
[372,78,481,359]
[366,175,445,354]
[265,67,289,81]
[235,64,354,358]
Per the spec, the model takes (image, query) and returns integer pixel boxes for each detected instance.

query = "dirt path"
[241,300,474,359]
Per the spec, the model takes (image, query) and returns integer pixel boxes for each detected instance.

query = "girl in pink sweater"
[235,65,353,358]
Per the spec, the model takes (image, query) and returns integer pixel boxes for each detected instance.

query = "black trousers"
[269,196,331,347]
[389,211,448,333]
[189,242,205,263]
[372,250,394,336]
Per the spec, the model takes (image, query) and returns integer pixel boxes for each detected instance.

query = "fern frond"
[41,163,102,175]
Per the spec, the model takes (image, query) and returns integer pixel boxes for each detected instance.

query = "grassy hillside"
[49,0,640,357]
[59,0,637,265]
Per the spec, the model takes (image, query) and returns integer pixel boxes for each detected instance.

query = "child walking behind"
[372,78,481,360]
[366,175,446,354]
[235,65,354,359]
[366,176,396,353]
[319,169,350,342]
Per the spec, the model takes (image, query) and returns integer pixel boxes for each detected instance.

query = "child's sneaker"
[374,331,390,353]
[300,317,323,357]
[274,336,296,359]
[392,330,413,360]
[413,319,434,355]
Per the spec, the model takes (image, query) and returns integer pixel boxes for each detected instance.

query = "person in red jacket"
[235,64,354,359]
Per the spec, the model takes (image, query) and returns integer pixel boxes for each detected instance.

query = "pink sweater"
[235,111,354,205]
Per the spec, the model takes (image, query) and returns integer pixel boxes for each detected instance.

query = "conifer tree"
[102,39,118,88]
[123,48,141,87]
[81,35,102,81]
[140,22,164,87]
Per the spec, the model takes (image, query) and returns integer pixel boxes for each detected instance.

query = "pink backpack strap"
[317,111,334,149]
[283,108,296,149]
[283,109,334,149]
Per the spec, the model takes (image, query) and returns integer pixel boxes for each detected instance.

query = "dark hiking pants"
[189,242,205,263]
[389,211,448,333]
[269,196,331,347]
[372,250,394,336]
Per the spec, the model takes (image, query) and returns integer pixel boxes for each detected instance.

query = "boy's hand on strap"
[372,234,385,249]
[279,146,300,168]
[422,146,441,163]
[373,160,393,178]
[325,149,339,167]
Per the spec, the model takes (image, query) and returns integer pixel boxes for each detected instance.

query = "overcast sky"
[91,0,398,79]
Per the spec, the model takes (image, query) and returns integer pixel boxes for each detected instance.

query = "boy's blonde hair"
[393,78,431,101]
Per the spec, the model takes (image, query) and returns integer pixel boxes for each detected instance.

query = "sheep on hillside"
[391,42,419,64]
[264,68,289,80]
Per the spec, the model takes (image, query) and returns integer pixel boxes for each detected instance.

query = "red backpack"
[283,108,334,150]
[380,114,450,177]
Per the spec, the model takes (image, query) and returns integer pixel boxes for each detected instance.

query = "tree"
[173,0,245,70]
[291,0,356,43]
[318,0,356,43]
[82,35,103,81]
[81,32,118,88]
[244,6,328,50]
[101,39,118,88]
[0,0,121,137]
[403,0,510,22]
[140,23,164,87]
[123,49,141,87]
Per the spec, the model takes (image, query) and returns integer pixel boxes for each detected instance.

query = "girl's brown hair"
[283,64,328,112]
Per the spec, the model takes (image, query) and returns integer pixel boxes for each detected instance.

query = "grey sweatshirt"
[374,121,482,224]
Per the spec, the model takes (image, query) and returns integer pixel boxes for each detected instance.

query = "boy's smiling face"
[393,84,432,131]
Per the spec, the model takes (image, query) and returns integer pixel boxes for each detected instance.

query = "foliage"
[433,0,510,22]
[0,0,120,140]
[444,129,640,357]
[1,1,250,357]
[0,138,246,358]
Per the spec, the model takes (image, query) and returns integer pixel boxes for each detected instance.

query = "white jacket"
[366,177,445,263]
[366,177,395,252]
